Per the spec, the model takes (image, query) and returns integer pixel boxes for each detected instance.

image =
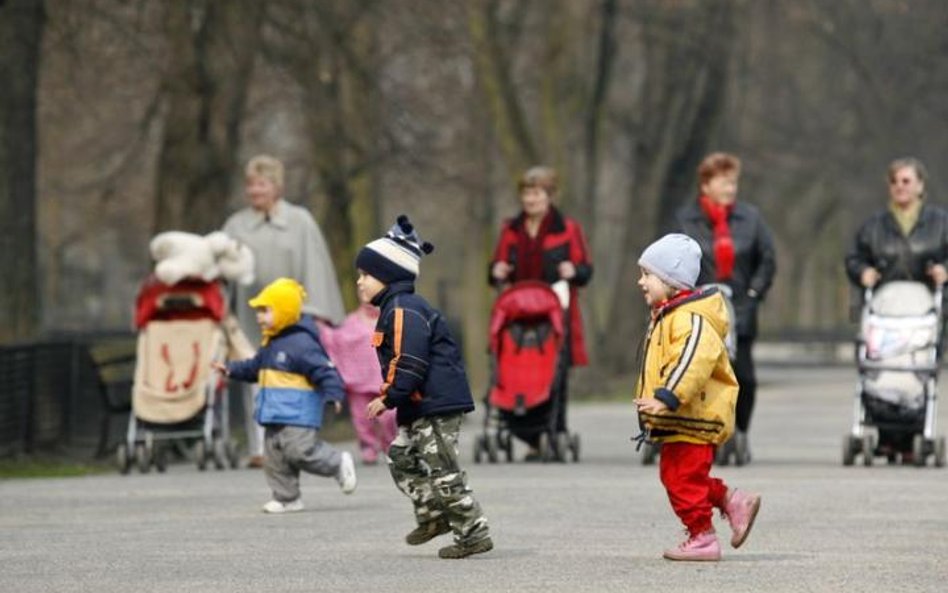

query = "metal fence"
[0,334,135,458]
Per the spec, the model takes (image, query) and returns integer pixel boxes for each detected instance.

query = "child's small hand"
[211,361,228,375]
[634,398,668,415]
[366,397,387,419]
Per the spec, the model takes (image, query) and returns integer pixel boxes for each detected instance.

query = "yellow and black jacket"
[636,288,738,445]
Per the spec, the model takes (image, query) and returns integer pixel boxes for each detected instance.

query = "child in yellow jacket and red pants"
[634,234,761,561]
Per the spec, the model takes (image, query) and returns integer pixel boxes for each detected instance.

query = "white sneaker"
[336,451,357,494]
[261,499,304,514]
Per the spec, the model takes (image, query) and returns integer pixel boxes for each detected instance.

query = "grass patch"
[0,457,112,479]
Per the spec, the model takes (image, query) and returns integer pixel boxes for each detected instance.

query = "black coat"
[673,200,777,339]
[371,280,475,426]
[845,203,948,288]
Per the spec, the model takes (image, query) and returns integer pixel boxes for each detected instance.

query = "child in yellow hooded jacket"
[634,234,761,562]
[217,277,357,513]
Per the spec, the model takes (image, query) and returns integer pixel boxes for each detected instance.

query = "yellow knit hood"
[248,277,307,344]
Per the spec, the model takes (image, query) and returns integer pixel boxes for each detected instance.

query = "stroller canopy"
[870,281,937,317]
[489,281,564,352]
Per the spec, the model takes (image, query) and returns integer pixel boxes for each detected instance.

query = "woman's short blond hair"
[518,165,559,198]
[245,154,284,188]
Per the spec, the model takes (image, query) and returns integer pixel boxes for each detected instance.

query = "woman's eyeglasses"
[890,177,915,186]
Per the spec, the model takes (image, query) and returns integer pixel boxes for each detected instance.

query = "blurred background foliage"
[2,0,947,391]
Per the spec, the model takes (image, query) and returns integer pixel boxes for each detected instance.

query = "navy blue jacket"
[227,317,345,429]
[371,280,474,426]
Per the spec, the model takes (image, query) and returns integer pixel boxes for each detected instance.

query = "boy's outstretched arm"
[226,353,262,383]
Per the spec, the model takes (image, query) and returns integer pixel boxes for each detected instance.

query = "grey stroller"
[842,280,946,467]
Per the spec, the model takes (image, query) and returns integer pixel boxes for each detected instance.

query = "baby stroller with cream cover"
[116,276,241,473]
[116,231,255,474]
[842,280,946,467]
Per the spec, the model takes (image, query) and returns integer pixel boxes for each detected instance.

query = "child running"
[217,277,357,513]
[633,233,760,561]
[358,215,493,559]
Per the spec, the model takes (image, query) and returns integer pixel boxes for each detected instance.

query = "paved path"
[2,366,948,592]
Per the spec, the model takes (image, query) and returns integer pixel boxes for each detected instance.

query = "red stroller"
[473,281,580,463]
[116,275,239,473]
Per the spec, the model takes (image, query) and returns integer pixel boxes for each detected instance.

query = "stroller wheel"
[538,432,553,463]
[135,443,151,474]
[503,433,514,463]
[154,445,168,473]
[861,434,874,467]
[486,435,499,464]
[934,437,946,468]
[194,440,208,471]
[912,434,927,467]
[116,443,132,475]
[841,435,856,466]
[555,432,570,463]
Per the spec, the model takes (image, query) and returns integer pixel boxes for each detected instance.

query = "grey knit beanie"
[638,233,702,290]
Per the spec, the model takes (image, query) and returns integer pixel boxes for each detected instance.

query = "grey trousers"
[264,425,342,502]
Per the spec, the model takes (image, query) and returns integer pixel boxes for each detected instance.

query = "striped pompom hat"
[355,215,434,283]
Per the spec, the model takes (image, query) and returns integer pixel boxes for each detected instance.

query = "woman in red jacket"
[489,166,593,455]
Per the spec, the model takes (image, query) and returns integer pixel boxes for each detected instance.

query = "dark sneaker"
[438,537,494,559]
[405,519,451,546]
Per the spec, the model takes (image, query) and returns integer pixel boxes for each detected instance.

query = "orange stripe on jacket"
[383,308,404,403]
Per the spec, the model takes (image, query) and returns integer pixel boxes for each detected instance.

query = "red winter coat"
[489,207,593,366]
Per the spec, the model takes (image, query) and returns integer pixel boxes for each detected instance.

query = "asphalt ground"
[2,366,947,593]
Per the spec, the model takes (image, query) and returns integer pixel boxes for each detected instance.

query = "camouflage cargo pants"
[388,414,490,545]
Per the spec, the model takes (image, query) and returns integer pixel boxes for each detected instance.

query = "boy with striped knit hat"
[358,215,493,559]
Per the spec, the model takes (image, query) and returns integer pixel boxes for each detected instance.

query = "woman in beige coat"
[223,155,345,467]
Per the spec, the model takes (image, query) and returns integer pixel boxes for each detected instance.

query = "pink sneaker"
[662,530,721,561]
[723,489,761,548]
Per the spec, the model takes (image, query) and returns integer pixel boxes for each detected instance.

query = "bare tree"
[599,0,740,371]
[152,0,263,233]
[259,0,387,307]
[0,0,44,341]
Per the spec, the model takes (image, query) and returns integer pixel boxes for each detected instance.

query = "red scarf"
[698,195,735,281]
[653,289,698,319]
[514,211,554,281]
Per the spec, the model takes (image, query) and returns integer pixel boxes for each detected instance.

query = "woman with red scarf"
[490,166,593,457]
[673,153,776,465]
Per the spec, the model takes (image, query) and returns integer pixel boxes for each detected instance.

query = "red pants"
[659,441,729,535]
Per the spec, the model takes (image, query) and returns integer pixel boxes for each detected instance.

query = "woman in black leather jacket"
[845,157,947,460]
[673,152,777,465]
[845,157,948,289]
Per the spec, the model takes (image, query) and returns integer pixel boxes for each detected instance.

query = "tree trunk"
[152,0,262,234]
[0,0,44,341]
[600,0,739,371]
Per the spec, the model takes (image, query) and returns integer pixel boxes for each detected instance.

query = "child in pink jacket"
[322,303,397,464]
